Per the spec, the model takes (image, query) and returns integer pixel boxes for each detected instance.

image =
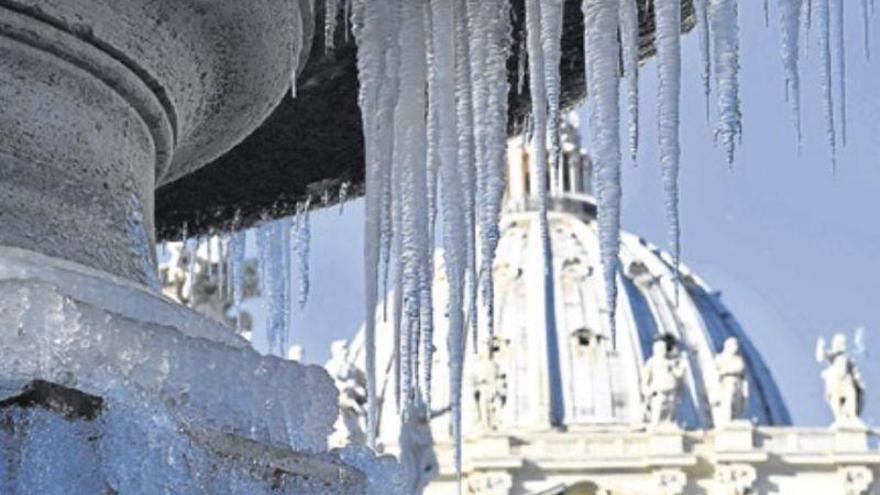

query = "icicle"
[657,0,682,299]
[393,0,430,413]
[584,0,622,346]
[830,0,847,145]
[694,0,712,120]
[423,0,456,409]
[338,181,351,215]
[450,0,478,479]
[541,0,565,191]
[527,0,564,427]
[619,0,640,161]
[778,0,803,146]
[764,0,771,25]
[816,0,838,170]
[325,0,340,52]
[293,201,312,308]
[478,0,513,340]
[186,237,198,305]
[710,0,742,165]
[259,221,286,356]
[862,0,871,60]
[351,0,386,449]
[231,221,246,335]
[458,0,479,355]
[517,32,528,96]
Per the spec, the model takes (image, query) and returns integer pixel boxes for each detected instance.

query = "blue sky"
[283,2,880,426]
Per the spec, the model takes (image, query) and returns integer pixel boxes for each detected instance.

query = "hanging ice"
[657,0,682,296]
[325,0,340,51]
[527,0,564,427]
[351,0,388,449]
[694,0,712,119]
[830,0,847,145]
[816,0,838,170]
[259,220,287,356]
[230,224,246,334]
[619,0,640,161]
[477,0,512,341]
[862,0,871,60]
[393,0,430,412]
[541,0,565,191]
[292,201,312,308]
[710,0,742,165]
[339,180,351,215]
[583,0,622,345]
[777,0,803,144]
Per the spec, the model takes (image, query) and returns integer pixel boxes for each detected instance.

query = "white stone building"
[336,124,880,495]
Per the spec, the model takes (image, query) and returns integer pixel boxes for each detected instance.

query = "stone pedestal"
[833,423,870,452]
[0,1,399,492]
[649,424,685,456]
[714,420,755,452]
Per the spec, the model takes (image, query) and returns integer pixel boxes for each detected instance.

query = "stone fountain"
[0,1,400,493]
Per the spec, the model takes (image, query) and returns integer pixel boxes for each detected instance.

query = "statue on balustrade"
[325,340,368,445]
[472,336,509,432]
[712,337,749,426]
[642,336,686,426]
[816,333,865,427]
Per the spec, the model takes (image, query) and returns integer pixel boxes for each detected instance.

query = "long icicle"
[453,0,476,479]
[541,0,566,192]
[619,0,640,161]
[527,0,564,427]
[584,0,622,347]
[694,0,712,120]
[816,0,838,171]
[352,0,388,448]
[459,0,479,354]
[394,0,429,412]
[830,0,847,145]
[862,0,872,60]
[479,0,513,341]
[778,0,803,147]
[657,0,682,300]
[710,0,742,165]
[466,0,487,352]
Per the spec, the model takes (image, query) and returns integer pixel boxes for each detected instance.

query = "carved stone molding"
[713,464,757,495]
[840,466,874,495]
[654,469,687,495]
[466,471,513,495]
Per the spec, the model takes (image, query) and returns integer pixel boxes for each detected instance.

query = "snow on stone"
[710,0,742,165]
[583,0,622,345]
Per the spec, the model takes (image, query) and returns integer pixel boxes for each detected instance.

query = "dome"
[345,128,790,451]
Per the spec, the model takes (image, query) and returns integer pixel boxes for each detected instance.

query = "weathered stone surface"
[0,0,312,283]
[155,0,695,239]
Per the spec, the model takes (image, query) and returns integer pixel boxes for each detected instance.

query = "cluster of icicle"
[328,0,874,482]
[345,0,514,478]
[167,203,314,358]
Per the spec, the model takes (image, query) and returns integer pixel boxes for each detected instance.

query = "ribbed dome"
[347,125,790,448]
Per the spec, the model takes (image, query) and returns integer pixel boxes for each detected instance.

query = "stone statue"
[399,399,438,495]
[816,334,865,426]
[642,337,686,426]
[471,337,508,431]
[325,340,368,446]
[712,337,749,426]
